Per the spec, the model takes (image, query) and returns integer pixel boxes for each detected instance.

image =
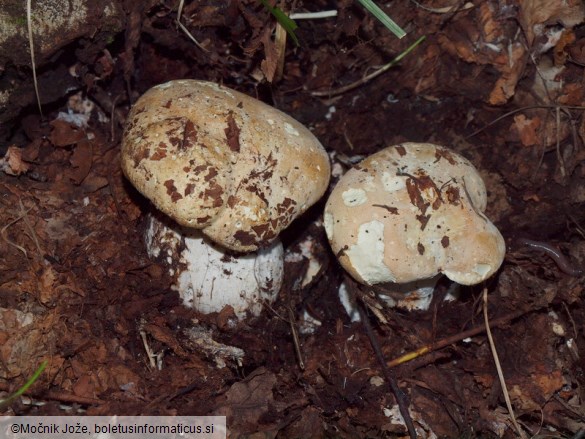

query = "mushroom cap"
[122,79,330,252]
[324,142,506,286]
[146,213,284,319]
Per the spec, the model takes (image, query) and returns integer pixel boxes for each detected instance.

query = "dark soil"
[1,0,584,437]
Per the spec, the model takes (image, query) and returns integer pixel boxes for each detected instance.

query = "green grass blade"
[391,34,425,65]
[0,360,48,409]
[356,0,407,39]
[259,0,300,46]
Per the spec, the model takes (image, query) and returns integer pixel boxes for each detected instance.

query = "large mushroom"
[122,79,330,318]
[324,142,505,308]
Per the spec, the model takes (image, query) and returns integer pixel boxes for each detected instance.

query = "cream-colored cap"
[121,79,330,252]
[324,143,505,286]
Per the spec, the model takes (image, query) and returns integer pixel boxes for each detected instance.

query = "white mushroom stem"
[338,275,444,318]
[374,275,446,311]
[145,213,284,320]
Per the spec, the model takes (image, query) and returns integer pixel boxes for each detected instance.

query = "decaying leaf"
[260,27,280,82]
[518,0,585,45]
[511,114,541,147]
[0,146,30,176]
[49,119,86,147]
[488,42,527,105]
[69,138,93,184]
[213,367,277,434]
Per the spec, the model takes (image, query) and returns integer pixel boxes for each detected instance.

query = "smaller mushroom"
[324,142,505,309]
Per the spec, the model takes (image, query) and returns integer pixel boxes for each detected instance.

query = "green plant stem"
[0,360,48,410]
[356,0,407,39]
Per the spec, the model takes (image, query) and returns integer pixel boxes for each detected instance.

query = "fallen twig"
[465,105,585,139]
[1,205,35,257]
[19,198,43,260]
[176,0,208,52]
[27,0,43,117]
[347,279,417,439]
[386,305,541,368]
[287,306,305,370]
[483,288,527,438]
[408,0,474,13]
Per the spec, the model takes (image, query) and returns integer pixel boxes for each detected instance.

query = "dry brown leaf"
[260,27,279,83]
[81,174,109,193]
[49,119,86,147]
[437,31,478,65]
[511,114,541,147]
[509,370,564,412]
[569,37,585,64]
[0,308,64,382]
[142,322,189,358]
[39,265,58,305]
[519,0,585,45]
[554,29,576,65]
[96,363,144,398]
[69,138,93,184]
[437,9,528,105]
[488,43,527,105]
[213,367,277,434]
[72,374,96,398]
[478,2,502,44]
[558,82,585,105]
[0,146,30,176]
[22,138,42,162]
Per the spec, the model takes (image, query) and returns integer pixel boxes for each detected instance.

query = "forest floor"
[1,0,585,437]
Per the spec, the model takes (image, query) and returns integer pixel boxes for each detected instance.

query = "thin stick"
[386,306,534,368]
[274,18,287,82]
[289,11,337,19]
[0,382,104,407]
[483,288,527,438]
[287,306,305,370]
[264,300,305,370]
[466,104,585,139]
[110,94,120,142]
[310,35,426,97]
[176,0,208,52]
[555,106,567,178]
[19,199,43,259]
[1,206,35,257]
[357,301,417,438]
[345,278,418,439]
[562,302,578,340]
[27,0,43,117]
[408,0,474,13]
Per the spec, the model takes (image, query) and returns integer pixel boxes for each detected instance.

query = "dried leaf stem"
[483,288,527,439]
[386,305,538,368]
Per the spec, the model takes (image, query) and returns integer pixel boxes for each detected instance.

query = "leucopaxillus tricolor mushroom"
[324,142,506,311]
[121,79,330,319]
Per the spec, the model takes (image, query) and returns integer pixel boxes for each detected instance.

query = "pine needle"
[27,0,43,117]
